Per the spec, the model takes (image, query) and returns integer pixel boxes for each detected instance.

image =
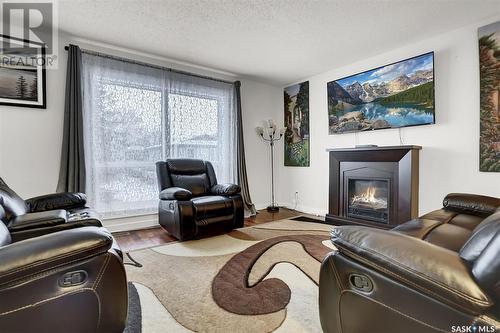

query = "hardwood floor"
[113,207,302,252]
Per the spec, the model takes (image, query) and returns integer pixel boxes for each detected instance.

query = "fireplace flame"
[351,186,387,209]
[366,186,376,202]
[354,186,377,203]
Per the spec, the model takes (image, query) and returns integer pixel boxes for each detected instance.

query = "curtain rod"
[64,45,236,85]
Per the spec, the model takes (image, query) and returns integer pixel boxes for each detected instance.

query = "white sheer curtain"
[81,53,237,218]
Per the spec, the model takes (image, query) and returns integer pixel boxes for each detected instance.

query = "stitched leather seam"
[336,246,485,314]
[0,288,94,316]
[328,253,345,290]
[93,254,110,290]
[420,221,444,240]
[0,252,103,287]
[0,241,108,279]
[93,288,102,331]
[335,238,491,306]
[478,315,500,327]
[340,290,449,332]
[444,212,458,224]
[338,244,485,309]
[328,255,344,333]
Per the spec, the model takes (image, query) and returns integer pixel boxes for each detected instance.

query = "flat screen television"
[327,52,435,134]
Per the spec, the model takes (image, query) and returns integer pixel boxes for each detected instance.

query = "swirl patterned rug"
[123,219,336,333]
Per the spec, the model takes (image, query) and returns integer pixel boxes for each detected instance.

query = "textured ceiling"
[59,0,500,85]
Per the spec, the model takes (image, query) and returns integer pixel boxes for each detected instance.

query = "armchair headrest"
[443,193,500,217]
[156,159,218,196]
[166,159,207,175]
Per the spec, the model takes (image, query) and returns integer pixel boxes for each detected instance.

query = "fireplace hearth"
[327,146,421,229]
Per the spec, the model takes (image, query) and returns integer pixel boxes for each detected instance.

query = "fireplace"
[347,179,389,224]
[327,145,421,228]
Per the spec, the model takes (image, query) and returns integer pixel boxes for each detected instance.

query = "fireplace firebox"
[347,179,389,224]
[327,146,421,229]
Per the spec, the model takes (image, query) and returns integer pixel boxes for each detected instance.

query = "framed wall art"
[284,81,310,167]
[0,35,46,109]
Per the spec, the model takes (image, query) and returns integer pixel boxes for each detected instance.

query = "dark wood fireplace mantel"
[326,145,421,229]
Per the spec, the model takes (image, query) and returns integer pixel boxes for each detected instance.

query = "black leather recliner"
[0,177,102,241]
[0,202,128,332]
[156,159,244,240]
[319,193,500,333]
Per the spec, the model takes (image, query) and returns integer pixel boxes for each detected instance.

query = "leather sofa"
[0,200,128,332]
[319,193,500,333]
[156,159,244,240]
[0,177,102,241]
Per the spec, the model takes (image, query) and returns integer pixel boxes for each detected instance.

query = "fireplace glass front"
[347,179,389,224]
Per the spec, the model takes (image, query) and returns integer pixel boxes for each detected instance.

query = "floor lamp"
[256,120,285,212]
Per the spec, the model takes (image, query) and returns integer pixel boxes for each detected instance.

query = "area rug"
[123,219,336,333]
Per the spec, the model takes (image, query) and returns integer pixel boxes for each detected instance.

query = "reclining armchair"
[0,206,128,332]
[0,177,101,241]
[319,193,500,333]
[156,159,244,240]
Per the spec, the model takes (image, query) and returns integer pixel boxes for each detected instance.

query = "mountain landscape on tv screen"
[328,53,435,134]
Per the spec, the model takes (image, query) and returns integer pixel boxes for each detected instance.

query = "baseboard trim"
[103,214,159,233]
[280,202,327,217]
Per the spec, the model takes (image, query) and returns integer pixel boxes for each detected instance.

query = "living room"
[0,1,499,332]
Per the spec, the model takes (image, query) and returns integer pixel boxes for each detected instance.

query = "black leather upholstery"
[8,209,68,231]
[211,183,241,196]
[159,187,193,200]
[319,193,500,333]
[0,178,28,220]
[0,223,128,332]
[26,192,87,212]
[0,177,102,241]
[156,159,244,240]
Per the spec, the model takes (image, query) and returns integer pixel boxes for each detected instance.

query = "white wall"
[0,31,279,231]
[240,79,283,209]
[277,15,500,217]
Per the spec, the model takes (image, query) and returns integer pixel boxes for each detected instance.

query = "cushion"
[191,196,233,219]
[0,178,28,220]
[0,206,11,247]
[460,210,500,263]
[423,223,473,252]
[170,174,210,197]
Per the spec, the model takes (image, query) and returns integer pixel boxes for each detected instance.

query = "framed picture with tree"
[478,21,500,172]
[0,35,46,109]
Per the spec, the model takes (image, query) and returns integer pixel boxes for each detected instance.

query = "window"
[82,55,236,218]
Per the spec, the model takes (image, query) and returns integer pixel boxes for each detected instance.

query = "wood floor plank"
[113,208,302,252]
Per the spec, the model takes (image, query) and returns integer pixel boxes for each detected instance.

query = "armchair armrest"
[0,226,113,286]
[211,183,241,196]
[26,192,87,213]
[8,210,67,232]
[159,187,192,201]
[331,226,492,314]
